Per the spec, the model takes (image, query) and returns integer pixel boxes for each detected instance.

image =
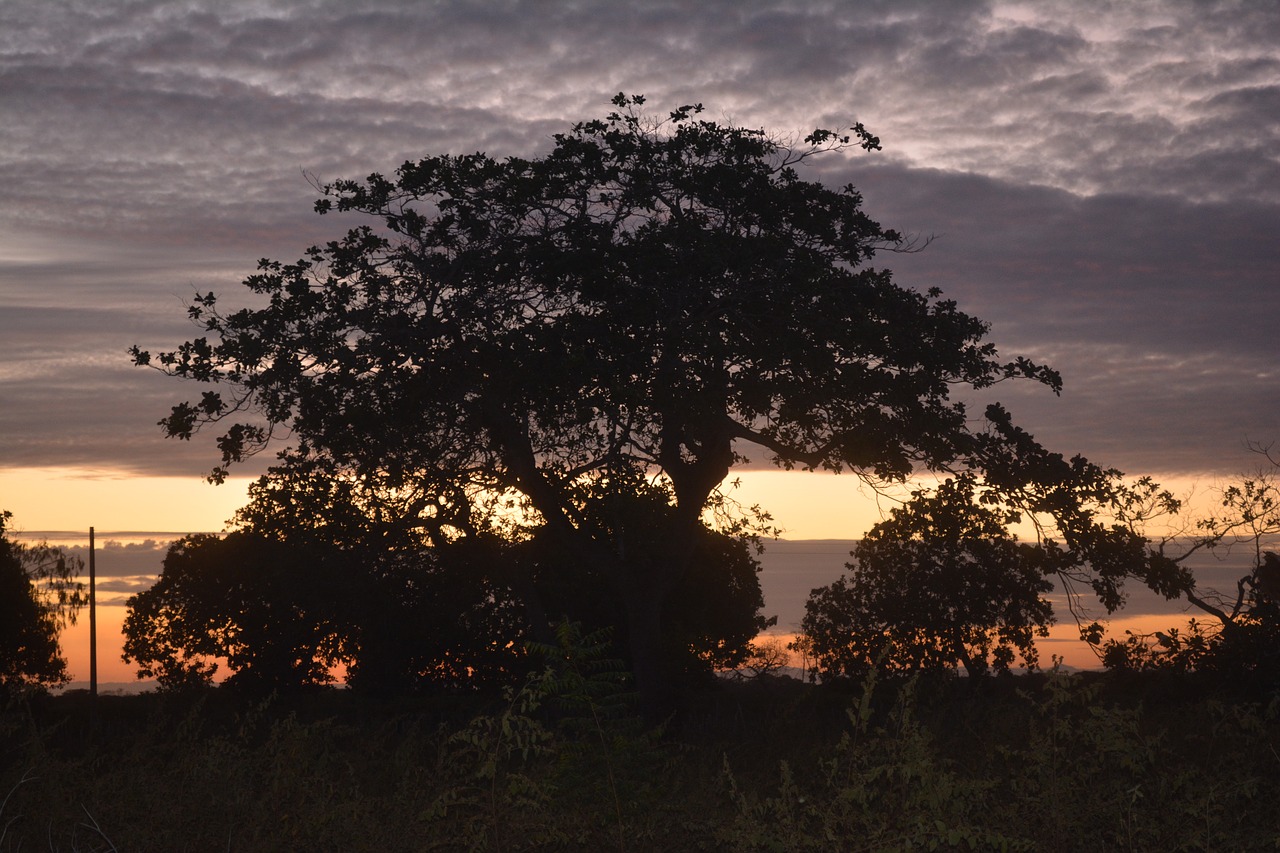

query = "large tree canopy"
[136,97,1059,491]
[134,95,1126,708]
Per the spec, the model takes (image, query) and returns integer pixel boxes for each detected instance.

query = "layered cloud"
[2,0,1276,480]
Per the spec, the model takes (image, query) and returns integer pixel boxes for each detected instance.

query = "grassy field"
[3,669,1279,851]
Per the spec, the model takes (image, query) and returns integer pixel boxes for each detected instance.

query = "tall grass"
[2,669,1278,851]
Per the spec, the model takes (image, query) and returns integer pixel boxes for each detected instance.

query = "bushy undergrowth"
[2,669,1278,851]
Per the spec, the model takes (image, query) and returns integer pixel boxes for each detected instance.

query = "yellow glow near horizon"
[729,469,1220,543]
[2,463,1232,687]
[0,466,254,534]
[756,618,1196,673]
[1,464,1221,541]
[721,470,913,540]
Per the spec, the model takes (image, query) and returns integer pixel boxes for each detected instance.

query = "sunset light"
[2,2,1278,844]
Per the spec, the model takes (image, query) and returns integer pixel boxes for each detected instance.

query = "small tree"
[800,476,1055,679]
[228,463,532,693]
[734,637,791,680]
[0,510,86,695]
[123,526,529,693]
[123,533,349,691]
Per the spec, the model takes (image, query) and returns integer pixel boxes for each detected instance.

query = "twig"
[77,803,119,853]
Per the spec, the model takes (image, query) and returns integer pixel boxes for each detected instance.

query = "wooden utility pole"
[89,526,97,698]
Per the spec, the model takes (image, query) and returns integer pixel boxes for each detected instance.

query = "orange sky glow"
[3,464,1231,687]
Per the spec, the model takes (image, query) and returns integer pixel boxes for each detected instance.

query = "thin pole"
[89,526,97,698]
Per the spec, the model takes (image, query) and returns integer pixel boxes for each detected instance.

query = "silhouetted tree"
[0,510,85,696]
[1102,445,1280,678]
[122,528,528,694]
[123,533,350,691]
[800,476,1055,679]
[133,95,1144,711]
[227,460,532,693]
[517,481,774,688]
[232,466,768,691]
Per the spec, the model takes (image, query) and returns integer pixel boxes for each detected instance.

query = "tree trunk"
[624,585,676,719]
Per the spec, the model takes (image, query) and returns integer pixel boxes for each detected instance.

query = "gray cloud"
[27,537,173,581]
[2,0,1277,485]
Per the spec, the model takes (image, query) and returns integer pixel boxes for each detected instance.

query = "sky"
[2,0,1279,681]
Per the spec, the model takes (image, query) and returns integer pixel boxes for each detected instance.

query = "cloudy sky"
[3,0,1279,536]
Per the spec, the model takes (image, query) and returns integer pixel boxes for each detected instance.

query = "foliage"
[424,674,559,850]
[1100,446,1280,679]
[964,420,1194,616]
[524,619,634,728]
[426,620,640,851]
[519,482,774,685]
[3,672,1280,850]
[793,447,1203,685]
[122,531,527,694]
[799,477,1055,679]
[728,637,792,680]
[132,93,1079,709]
[124,468,763,695]
[995,669,1278,849]
[0,511,85,695]
[1200,449,1280,559]
[720,670,1030,851]
[233,459,533,693]
[1102,555,1280,679]
[121,533,351,691]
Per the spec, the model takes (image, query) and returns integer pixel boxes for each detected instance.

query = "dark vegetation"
[0,511,84,699]
[3,96,1279,847]
[4,664,1279,851]
[799,474,1056,679]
